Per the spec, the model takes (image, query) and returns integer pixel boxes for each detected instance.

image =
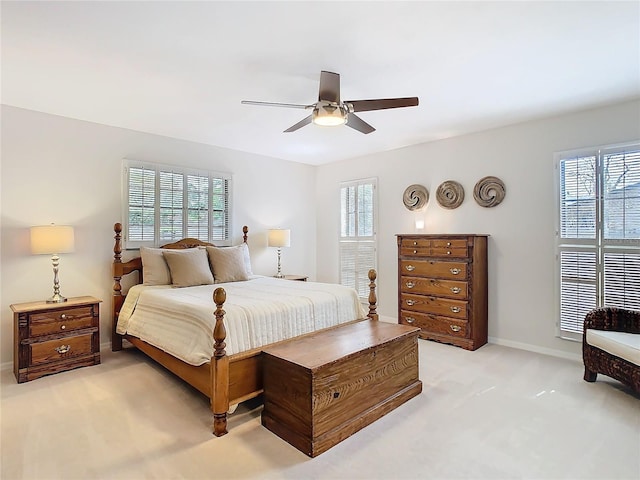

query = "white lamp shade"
[268,229,291,248]
[30,225,75,255]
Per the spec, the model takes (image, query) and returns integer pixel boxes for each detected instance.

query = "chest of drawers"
[12,296,101,383]
[397,234,488,350]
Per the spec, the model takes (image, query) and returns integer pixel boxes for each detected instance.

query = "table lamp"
[30,224,75,303]
[268,228,290,278]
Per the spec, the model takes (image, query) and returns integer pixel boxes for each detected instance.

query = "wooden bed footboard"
[111,222,378,436]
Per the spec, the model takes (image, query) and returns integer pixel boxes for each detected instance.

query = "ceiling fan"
[241,70,419,134]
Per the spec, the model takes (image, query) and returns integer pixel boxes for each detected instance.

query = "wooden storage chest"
[397,234,488,350]
[261,320,422,457]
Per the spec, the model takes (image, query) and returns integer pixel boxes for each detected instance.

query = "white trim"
[488,337,582,363]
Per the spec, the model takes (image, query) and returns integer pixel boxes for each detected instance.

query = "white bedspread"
[117,277,368,365]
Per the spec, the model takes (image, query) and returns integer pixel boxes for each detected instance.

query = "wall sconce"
[415,219,425,230]
[268,228,291,278]
[30,224,75,303]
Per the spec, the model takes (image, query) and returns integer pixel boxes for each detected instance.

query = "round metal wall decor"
[436,180,465,209]
[402,184,429,211]
[473,176,506,208]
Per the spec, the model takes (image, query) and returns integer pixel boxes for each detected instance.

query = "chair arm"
[583,307,640,334]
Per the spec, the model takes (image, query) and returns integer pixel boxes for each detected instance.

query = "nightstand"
[282,275,308,282]
[11,296,102,383]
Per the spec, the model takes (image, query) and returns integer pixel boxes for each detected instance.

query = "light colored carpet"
[1,340,638,480]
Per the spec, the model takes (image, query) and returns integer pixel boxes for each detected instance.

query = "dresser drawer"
[29,333,93,366]
[401,276,468,298]
[29,306,95,337]
[400,260,467,279]
[400,293,468,319]
[399,238,431,257]
[399,310,469,338]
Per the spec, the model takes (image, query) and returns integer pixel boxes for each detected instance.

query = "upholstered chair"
[583,307,640,393]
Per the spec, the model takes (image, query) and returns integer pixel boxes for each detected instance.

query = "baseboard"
[488,336,581,362]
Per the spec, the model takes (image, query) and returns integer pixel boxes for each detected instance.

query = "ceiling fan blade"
[241,100,311,109]
[345,97,419,112]
[346,113,375,134]
[318,71,340,103]
[283,115,313,133]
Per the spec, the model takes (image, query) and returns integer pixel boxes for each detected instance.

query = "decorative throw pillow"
[206,245,250,283]
[140,247,172,285]
[162,248,214,287]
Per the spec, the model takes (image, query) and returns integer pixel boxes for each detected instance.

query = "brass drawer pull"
[60,313,76,320]
[450,287,461,294]
[447,251,451,255]
[413,241,418,246]
[405,265,415,272]
[450,325,461,332]
[405,281,415,289]
[413,250,417,254]
[447,242,452,246]
[450,268,461,275]
[54,345,71,354]
[405,317,415,324]
[60,325,66,330]
[450,306,461,313]
[406,299,416,306]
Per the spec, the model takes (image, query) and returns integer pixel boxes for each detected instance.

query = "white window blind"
[339,178,377,300]
[124,160,231,248]
[556,143,640,338]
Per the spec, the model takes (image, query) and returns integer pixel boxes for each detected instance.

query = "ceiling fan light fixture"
[312,102,347,127]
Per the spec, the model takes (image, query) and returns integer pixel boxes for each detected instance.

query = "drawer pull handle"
[406,299,416,306]
[406,265,415,272]
[60,325,66,330]
[55,345,71,355]
[450,306,461,313]
[450,268,461,275]
[405,281,415,289]
[405,317,415,324]
[413,241,418,246]
[450,325,461,332]
[60,314,76,320]
[450,287,461,294]
[447,242,452,247]
[413,250,417,254]
[447,251,451,255]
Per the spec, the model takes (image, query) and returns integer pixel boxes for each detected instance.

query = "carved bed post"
[242,225,248,244]
[112,223,124,351]
[211,287,230,437]
[368,269,379,321]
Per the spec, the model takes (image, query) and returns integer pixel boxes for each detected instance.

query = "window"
[124,160,232,248]
[556,142,640,339]
[340,178,377,300]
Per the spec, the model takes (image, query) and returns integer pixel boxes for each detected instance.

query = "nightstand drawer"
[29,333,93,366]
[29,306,95,337]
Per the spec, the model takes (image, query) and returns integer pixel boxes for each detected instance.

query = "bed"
[111,223,379,436]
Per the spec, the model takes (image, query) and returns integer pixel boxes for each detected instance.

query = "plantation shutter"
[557,143,640,338]
[124,160,231,248]
[340,179,377,300]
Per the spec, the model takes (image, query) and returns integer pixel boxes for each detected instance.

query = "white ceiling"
[2,1,639,166]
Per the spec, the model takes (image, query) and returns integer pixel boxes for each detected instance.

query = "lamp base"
[46,294,67,303]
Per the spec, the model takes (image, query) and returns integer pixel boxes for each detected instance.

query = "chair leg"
[584,367,597,382]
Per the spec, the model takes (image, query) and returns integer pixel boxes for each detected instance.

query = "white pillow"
[206,245,250,283]
[241,243,253,276]
[162,248,214,287]
[140,247,171,286]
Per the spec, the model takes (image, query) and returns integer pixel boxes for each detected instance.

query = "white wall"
[316,99,640,359]
[0,106,316,366]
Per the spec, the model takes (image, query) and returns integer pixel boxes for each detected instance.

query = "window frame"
[554,141,640,340]
[339,177,378,301]
[122,159,233,249]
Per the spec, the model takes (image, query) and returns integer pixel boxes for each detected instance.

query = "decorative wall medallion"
[473,176,506,208]
[436,180,465,209]
[403,184,429,211]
